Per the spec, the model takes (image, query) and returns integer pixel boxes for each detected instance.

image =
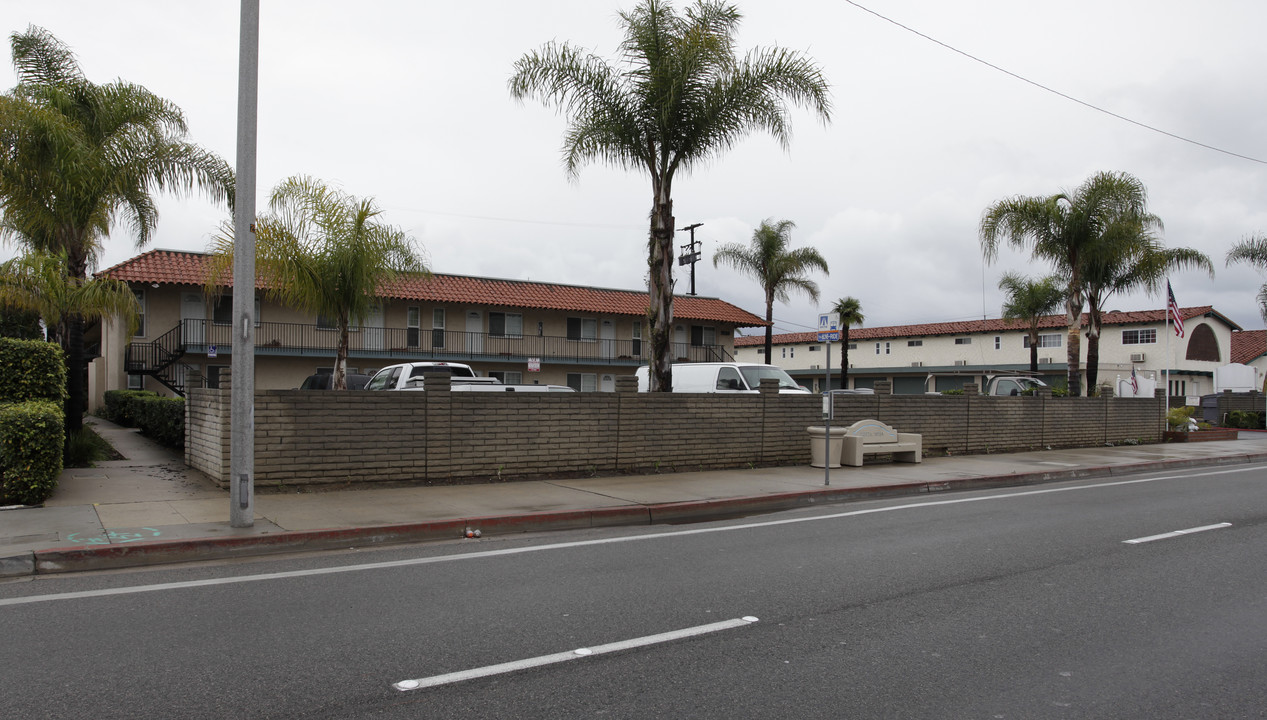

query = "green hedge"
[0,337,65,404]
[102,389,184,449]
[0,400,64,505]
[1226,410,1265,429]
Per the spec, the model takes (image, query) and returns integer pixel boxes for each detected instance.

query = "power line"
[843,0,1267,165]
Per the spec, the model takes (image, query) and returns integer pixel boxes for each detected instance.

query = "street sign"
[527,357,541,372]
[678,252,701,266]
[817,312,840,343]
[208,345,218,358]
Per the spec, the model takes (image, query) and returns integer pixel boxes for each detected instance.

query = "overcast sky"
[9,0,1267,335]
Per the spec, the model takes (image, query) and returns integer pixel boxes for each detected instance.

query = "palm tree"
[998,272,1064,374]
[0,251,140,345]
[509,0,831,391]
[208,176,428,390]
[1225,234,1267,322]
[830,296,863,385]
[713,218,829,362]
[0,27,233,431]
[1081,221,1212,389]
[980,171,1154,396]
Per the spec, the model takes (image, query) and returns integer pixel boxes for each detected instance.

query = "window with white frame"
[432,308,446,348]
[489,371,523,384]
[875,342,881,355]
[567,317,597,341]
[632,321,642,355]
[133,289,146,337]
[848,343,857,350]
[955,337,972,345]
[1023,333,1062,348]
[907,340,922,347]
[994,336,1001,350]
[690,325,716,346]
[808,345,820,352]
[128,374,144,390]
[566,372,597,392]
[1122,329,1157,345]
[407,306,420,348]
[489,312,523,338]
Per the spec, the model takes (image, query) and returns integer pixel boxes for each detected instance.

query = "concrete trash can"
[807,426,848,468]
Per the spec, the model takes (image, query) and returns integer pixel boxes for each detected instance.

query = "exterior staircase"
[124,323,189,396]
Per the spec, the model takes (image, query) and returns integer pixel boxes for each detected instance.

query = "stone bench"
[841,419,922,467]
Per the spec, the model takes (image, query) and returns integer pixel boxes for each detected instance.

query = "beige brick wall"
[187,390,1165,486]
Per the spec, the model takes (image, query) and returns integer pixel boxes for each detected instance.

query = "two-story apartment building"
[735,306,1242,398]
[90,249,765,408]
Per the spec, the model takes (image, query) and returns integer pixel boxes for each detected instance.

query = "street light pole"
[678,223,703,296]
[230,0,259,528]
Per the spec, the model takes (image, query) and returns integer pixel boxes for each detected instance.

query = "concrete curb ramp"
[9,451,1263,577]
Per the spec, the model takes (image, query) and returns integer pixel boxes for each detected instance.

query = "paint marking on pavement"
[1122,522,1232,544]
[392,616,759,691]
[1038,462,1080,467]
[1,464,1261,607]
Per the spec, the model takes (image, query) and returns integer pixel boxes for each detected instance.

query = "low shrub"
[1226,410,1265,429]
[136,396,185,449]
[0,337,65,404]
[0,400,64,505]
[102,389,160,427]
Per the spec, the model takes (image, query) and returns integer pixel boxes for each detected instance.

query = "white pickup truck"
[365,362,575,392]
[924,372,1049,396]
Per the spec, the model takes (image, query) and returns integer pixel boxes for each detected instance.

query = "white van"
[633,363,810,394]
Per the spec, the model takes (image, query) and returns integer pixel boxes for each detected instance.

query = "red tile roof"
[1231,330,1267,364]
[734,306,1231,346]
[99,249,767,327]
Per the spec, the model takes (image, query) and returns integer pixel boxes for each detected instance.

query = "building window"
[489,371,523,384]
[994,336,1001,350]
[1023,334,1062,348]
[566,372,597,392]
[432,308,446,349]
[875,342,881,355]
[848,343,857,350]
[809,345,820,352]
[1122,329,1157,345]
[215,294,261,326]
[206,366,228,389]
[632,321,642,356]
[567,317,597,341]
[1184,324,1221,362]
[781,347,786,358]
[907,340,922,347]
[955,337,972,345]
[407,306,420,348]
[885,342,891,355]
[1170,379,1186,396]
[127,374,144,390]
[133,289,146,337]
[690,325,716,346]
[489,312,523,338]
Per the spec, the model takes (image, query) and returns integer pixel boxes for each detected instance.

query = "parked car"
[633,363,811,394]
[298,373,371,390]
[824,388,875,395]
[365,362,574,392]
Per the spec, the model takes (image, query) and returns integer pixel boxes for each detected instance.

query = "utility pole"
[230,0,259,527]
[678,223,703,296]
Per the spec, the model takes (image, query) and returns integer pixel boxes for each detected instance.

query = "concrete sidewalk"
[3,417,1266,577]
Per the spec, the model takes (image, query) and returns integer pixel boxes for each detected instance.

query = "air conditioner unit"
[1130,352,1146,363]
[1039,357,1054,365]
[809,364,821,370]
[954,360,968,367]
[910,361,923,367]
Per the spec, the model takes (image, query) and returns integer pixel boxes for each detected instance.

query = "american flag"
[1167,281,1184,338]
[1129,366,1139,395]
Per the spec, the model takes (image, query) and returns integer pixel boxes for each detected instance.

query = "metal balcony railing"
[163,319,734,365]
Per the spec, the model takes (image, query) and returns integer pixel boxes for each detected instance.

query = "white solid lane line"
[1123,522,1233,544]
[392,616,760,691]
[2,465,1260,607]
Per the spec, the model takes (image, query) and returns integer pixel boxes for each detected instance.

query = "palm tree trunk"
[1065,294,1083,397]
[841,328,849,388]
[64,313,85,437]
[763,294,774,365]
[647,189,675,391]
[1085,305,1102,392]
[335,323,350,390]
[1029,328,1039,373]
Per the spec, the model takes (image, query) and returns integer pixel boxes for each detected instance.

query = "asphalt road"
[3,462,1266,719]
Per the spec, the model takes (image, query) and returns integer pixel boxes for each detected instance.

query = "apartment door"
[600,373,615,392]
[364,304,384,351]
[181,292,204,345]
[465,310,483,355]
[600,319,615,359]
